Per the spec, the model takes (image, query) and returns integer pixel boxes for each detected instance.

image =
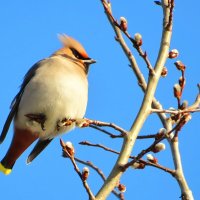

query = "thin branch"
[102,0,154,74]
[89,124,123,138]
[74,157,124,200]
[121,136,166,170]
[151,108,200,114]
[90,124,158,139]
[186,84,200,110]
[81,118,128,137]
[60,139,95,200]
[145,161,175,175]
[80,141,175,176]
[137,134,157,139]
[74,157,106,181]
[58,118,128,137]
[79,141,122,156]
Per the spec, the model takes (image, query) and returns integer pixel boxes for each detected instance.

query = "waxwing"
[0,34,96,175]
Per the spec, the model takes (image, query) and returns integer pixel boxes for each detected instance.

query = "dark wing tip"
[26,156,32,165]
[0,104,17,144]
[26,139,53,164]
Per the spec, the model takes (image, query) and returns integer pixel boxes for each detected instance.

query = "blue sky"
[0,1,199,199]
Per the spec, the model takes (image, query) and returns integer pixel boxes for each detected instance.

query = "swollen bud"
[168,49,179,59]
[174,61,186,71]
[120,17,128,32]
[173,83,182,99]
[131,162,145,169]
[118,183,126,193]
[159,128,167,135]
[146,154,158,164]
[161,67,168,77]
[179,76,186,88]
[82,167,89,181]
[152,143,166,153]
[155,128,167,140]
[134,33,142,46]
[60,139,75,157]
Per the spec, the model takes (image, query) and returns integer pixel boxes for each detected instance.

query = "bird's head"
[52,34,96,73]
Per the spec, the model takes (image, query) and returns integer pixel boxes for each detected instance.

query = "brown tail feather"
[1,127,38,170]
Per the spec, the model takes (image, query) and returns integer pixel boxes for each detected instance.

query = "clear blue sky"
[0,1,199,199]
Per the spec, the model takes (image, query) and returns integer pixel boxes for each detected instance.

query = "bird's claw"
[56,118,76,131]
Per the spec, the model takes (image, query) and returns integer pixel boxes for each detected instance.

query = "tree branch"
[95,1,173,199]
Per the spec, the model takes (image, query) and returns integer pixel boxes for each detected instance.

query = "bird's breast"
[15,57,88,139]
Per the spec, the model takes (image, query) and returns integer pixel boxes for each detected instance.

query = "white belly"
[15,56,88,139]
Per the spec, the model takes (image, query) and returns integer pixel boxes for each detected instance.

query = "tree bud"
[60,140,75,157]
[134,33,142,46]
[131,162,145,169]
[120,17,128,32]
[173,83,182,99]
[147,154,158,163]
[179,77,186,88]
[168,49,179,58]
[174,60,185,71]
[82,167,89,181]
[152,143,166,153]
[161,67,168,77]
[118,183,126,193]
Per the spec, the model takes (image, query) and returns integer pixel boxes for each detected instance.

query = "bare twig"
[89,124,123,138]
[102,0,154,74]
[80,141,175,176]
[74,157,106,181]
[74,157,123,199]
[121,136,166,171]
[145,160,175,175]
[137,134,157,139]
[58,117,128,137]
[60,139,95,200]
[80,141,121,156]
[151,108,200,114]
[81,118,128,137]
[90,124,158,139]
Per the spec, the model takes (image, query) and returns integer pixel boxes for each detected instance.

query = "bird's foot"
[56,118,76,131]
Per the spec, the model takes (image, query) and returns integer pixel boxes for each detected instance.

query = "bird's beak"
[84,58,96,65]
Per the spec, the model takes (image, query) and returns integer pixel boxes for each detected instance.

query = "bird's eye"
[70,48,84,60]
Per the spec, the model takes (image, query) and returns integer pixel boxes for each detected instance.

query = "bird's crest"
[58,34,89,59]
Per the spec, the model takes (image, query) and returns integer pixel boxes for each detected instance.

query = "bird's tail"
[0,163,11,175]
[0,128,38,175]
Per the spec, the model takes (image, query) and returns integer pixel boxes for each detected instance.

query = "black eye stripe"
[70,48,88,60]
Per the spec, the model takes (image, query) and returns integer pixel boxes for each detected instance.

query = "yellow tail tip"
[0,163,12,175]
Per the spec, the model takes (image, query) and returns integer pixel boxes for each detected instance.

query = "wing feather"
[0,59,45,143]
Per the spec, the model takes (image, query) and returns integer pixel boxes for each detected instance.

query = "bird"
[0,34,96,175]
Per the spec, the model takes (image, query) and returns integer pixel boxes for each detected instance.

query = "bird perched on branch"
[0,34,96,175]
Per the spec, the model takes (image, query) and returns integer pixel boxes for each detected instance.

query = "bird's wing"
[0,59,45,144]
[26,138,53,164]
